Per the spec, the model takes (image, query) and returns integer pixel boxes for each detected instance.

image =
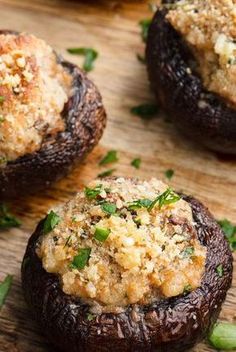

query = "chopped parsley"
[208,322,236,350]
[139,19,152,42]
[0,274,13,309]
[216,264,224,277]
[99,150,118,166]
[87,313,96,321]
[98,168,116,178]
[43,210,60,234]
[85,184,102,199]
[130,104,158,118]
[67,47,98,72]
[71,248,91,270]
[218,219,236,251]
[101,202,117,215]
[94,227,111,242]
[0,204,21,229]
[182,247,194,258]
[128,199,152,211]
[183,284,192,294]
[165,169,174,180]
[0,96,5,104]
[148,188,180,211]
[131,158,141,169]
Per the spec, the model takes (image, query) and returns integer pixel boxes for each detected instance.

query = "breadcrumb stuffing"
[0,33,72,162]
[38,178,206,313]
[166,0,236,106]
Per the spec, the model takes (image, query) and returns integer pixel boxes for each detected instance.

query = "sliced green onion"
[71,248,91,270]
[43,210,60,234]
[94,227,111,242]
[0,275,13,309]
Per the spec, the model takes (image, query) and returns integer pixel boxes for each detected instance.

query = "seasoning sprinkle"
[98,168,116,178]
[67,48,98,72]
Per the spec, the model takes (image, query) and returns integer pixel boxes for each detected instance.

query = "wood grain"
[0,1,235,351]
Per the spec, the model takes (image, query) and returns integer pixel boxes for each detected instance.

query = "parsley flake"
[139,19,152,42]
[148,188,180,211]
[99,150,118,166]
[216,264,224,277]
[71,248,91,270]
[67,48,98,72]
[130,104,158,118]
[0,204,21,229]
[85,184,102,199]
[218,219,236,251]
[0,274,13,309]
[101,202,117,215]
[43,211,60,234]
[182,247,194,258]
[0,96,5,104]
[98,168,116,178]
[128,199,152,211]
[94,227,111,242]
[165,169,174,180]
[131,158,141,169]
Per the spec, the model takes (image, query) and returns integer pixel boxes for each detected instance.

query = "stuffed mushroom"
[0,30,106,198]
[22,177,232,352]
[146,0,236,154]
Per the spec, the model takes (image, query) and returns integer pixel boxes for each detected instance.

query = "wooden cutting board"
[0,1,235,351]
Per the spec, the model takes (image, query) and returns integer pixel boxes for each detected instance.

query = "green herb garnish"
[0,115,4,122]
[99,150,118,166]
[94,227,111,242]
[216,264,224,277]
[182,247,194,258]
[85,184,102,199]
[139,19,151,42]
[0,96,5,104]
[0,274,13,309]
[183,284,192,294]
[71,248,91,270]
[0,204,21,229]
[130,104,158,118]
[98,168,116,178]
[136,53,146,64]
[218,219,236,251]
[131,158,141,169]
[148,188,180,211]
[87,313,96,321]
[208,322,236,350]
[165,169,174,180]
[67,48,98,72]
[101,202,117,215]
[43,210,60,234]
[128,199,152,211]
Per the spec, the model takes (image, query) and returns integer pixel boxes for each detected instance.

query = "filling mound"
[166,0,236,106]
[38,178,206,313]
[0,32,72,163]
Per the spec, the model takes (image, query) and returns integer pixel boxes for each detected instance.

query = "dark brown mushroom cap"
[0,30,106,198]
[146,5,236,154]
[21,194,233,352]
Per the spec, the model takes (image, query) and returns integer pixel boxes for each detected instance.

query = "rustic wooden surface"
[0,0,235,351]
